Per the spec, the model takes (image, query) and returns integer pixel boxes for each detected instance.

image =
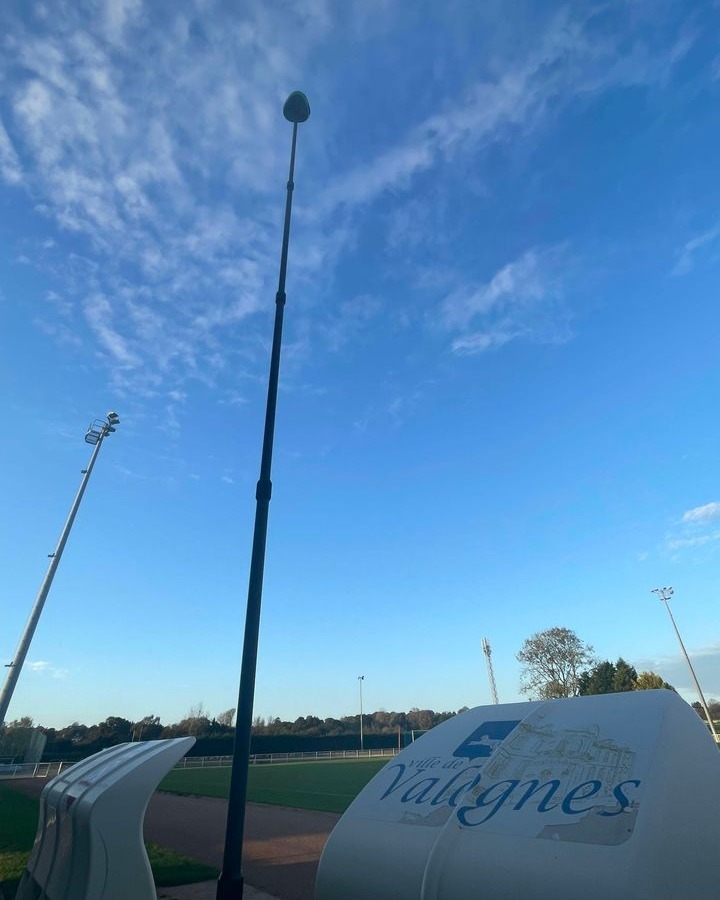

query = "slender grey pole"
[217,93,309,900]
[359,675,364,751]
[0,432,107,728]
[653,587,718,740]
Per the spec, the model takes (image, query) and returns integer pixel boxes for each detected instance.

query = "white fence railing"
[0,749,398,780]
[175,748,400,768]
[0,761,66,780]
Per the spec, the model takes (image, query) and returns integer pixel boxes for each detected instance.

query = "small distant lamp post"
[0,412,120,728]
[358,675,365,752]
[652,586,718,741]
[216,91,310,900]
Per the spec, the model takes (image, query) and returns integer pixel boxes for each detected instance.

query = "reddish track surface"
[8,779,338,900]
[145,792,338,900]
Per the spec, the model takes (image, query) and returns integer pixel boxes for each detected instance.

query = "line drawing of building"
[485,718,636,798]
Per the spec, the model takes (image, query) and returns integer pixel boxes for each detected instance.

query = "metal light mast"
[482,637,499,705]
[0,412,120,728]
[651,586,718,741]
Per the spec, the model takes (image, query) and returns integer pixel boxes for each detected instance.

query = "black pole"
[217,93,309,900]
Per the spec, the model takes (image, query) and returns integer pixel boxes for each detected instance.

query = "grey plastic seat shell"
[17,737,195,900]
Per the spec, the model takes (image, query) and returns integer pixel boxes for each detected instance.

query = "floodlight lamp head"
[283,91,311,123]
[105,426,117,433]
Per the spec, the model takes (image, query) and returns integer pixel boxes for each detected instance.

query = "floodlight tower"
[651,586,718,741]
[0,412,120,728]
[482,637,499,705]
[358,675,365,751]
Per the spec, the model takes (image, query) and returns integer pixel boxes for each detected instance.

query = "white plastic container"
[316,691,720,899]
[17,737,194,900]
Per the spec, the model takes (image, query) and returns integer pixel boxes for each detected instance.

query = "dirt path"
[8,780,338,900]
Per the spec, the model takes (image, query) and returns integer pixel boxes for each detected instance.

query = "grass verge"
[0,784,217,900]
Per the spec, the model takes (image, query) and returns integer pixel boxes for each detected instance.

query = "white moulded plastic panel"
[315,690,720,900]
[17,736,195,900]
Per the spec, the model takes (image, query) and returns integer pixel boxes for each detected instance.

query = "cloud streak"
[0,0,698,405]
[28,660,68,679]
[441,246,572,355]
[664,501,720,556]
[316,7,693,216]
[682,502,720,525]
[673,225,720,275]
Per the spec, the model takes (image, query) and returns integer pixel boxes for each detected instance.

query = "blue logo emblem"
[453,720,521,759]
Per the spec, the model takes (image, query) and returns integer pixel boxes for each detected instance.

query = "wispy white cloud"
[319,295,383,352]
[83,294,140,368]
[663,501,720,556]
[666,531,720,551]
[316,8,694,216]
[102,0,143,45]
[451,327,519,356]
[0,0,335,400]
[28,660,68,679]
[0,117,22,183]
[0,0,698,408]
[682,502,720,524]
[28,661,50,672]
[353,378,437,432]
[439,246,572,355]
[673,225,720,275]
[634,645,720,699]
[440,248,559,330]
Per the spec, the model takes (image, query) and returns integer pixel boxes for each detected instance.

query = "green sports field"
[159,757,392,813]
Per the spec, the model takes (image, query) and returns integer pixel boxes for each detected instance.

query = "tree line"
[1,705,464,760]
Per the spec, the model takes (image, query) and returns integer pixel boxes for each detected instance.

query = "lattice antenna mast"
[482,637,499,705]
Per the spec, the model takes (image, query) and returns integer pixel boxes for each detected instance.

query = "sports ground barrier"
[0,746,399,779]
[175,747,400,767]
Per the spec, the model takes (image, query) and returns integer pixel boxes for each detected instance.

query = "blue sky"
[2,0,720,729]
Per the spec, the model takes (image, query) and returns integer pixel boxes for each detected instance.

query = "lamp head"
[283,91,311,123]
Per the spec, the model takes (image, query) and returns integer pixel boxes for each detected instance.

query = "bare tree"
[218,708,236,727]
[517,627,595,699]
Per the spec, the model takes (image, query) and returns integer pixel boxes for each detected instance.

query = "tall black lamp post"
[216,91,311,900]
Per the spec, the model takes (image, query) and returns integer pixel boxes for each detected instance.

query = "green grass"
[146,843,217,887]
[0,785,38,899]
[160,757,392,813]
[0,784,217,900]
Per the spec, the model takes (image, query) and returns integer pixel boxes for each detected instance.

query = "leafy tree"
[635,671,674,691]
[612,658,638,692]
[517,627,595,699]
[578,658,639,695]
[578,661,617,695]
